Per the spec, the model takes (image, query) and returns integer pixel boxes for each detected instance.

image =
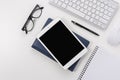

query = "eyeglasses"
[22,4,44,34]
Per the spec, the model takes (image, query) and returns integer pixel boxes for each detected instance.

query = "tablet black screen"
[39,21,84,66]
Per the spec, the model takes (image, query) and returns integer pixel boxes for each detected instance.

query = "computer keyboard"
[49,0,119,29]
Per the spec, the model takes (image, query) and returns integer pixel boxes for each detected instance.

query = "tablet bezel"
[37,18,87,69]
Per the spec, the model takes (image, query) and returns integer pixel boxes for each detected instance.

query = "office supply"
[49,0,119,30]
[37,18,88,69]
[71,20,100,36]
[77,46,120,80]
[32,18,90,71]
[22,4,44,34]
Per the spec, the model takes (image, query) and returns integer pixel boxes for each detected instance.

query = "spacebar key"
[66,6,85,18]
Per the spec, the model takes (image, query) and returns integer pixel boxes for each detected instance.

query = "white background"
[0,0,120,80]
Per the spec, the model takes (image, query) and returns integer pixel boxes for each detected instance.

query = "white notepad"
[77,46,120,80]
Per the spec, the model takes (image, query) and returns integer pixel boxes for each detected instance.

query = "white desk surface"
[0,0,120,80]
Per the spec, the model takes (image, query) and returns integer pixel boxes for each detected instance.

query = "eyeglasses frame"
[22,4,44,34]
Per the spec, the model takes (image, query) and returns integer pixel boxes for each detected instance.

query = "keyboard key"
[97,2,100,5]
[93,4,97,8]
[100,3,105,7]
[90,18,94,22]
[89,2,93,6]
[93,0,97,3]
[85,1,89,4]
[99,18,108,24]
[81,0,85,2]
[88,7,92,11]
[76,6,80,10]
[61,3,67,8]
[95,16,99,20]
[84,5,88,9]
[108,7,114,12]
[80,3,84,7]
[61,0,64,2]
[85,15,90,20]
[103,15,110,20]
[104,10,108,14]
[96,6,100,10]
[92,9,96,13]
[91,14,95,17]
[84,10,88,14]
[108,12,112,16]
[88,12,92,15]
[72,0,77,3]
[101,24,106,29]
[77,1,80,5]
[80,8,84,12]
[99,13,103,16]
[95,11,99,15]
[54,0,58,3]
[65,0,69,3]
[68,2,73,6]
[58,1,62,6]
[93,20,98,24]
[98,22,102,26]
[104,5,108,9]
[72,3,77,8]
[100,8,104,12]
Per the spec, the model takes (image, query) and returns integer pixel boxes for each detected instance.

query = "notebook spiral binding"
[77,46,99,80]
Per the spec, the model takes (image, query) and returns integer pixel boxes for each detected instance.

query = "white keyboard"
[49,0,119,29]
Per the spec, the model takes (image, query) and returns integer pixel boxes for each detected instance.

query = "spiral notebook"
[77,46,120,80]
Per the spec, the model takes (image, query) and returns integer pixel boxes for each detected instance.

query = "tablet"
[37,18,87,69]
